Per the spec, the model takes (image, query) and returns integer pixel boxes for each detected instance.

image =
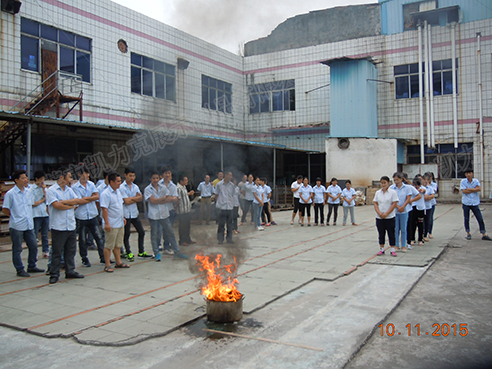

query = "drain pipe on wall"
[428,23,436,148]
[477,32,484,197]
[418,23,425,164]
[424,21,431,148]
[451,22,458,178]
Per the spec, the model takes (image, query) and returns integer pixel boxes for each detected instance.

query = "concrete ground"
[0,203,491,368]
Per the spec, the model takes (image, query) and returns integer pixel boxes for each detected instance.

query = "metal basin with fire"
[206,295,244,323]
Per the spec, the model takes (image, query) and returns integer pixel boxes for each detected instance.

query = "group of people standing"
[290,176,358,227]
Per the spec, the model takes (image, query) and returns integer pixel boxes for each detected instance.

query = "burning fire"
[195,253,242,302]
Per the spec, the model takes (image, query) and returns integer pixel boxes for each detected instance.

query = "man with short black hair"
[32,170,50,258]
[72,166,105,267]
[290,175,303,225]
[177,175,195,246]
[158,165,178,254]
[2,170,44,277]
[214,171,235,244]
[46,168,87,284]
[461,169,492,241]
[120,167,148,261]
[197,175,213,225]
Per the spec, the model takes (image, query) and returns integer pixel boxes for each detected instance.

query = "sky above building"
[111,0,377,54]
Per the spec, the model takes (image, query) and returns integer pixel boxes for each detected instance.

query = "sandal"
[104,266,114,273]
[115,263,130,268]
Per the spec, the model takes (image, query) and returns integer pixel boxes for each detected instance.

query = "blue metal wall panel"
[330,60,378,138]
[380,0,492,35]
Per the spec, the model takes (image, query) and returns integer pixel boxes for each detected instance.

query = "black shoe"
[82,258,91,267]
[45,267,50,276]
[49,276,58,284]
[218,240,224,245]
[88,245,97,250]
[482,235,492,241]
[227,240,235,244]
[17,270,30,277]
[27,267,45,273]
[66,272,85,279]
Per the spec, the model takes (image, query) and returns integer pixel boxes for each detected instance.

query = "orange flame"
[195,253,242,302]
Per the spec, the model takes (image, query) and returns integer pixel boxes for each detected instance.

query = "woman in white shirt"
[298,177,314,226]
[326,177,342,226]
[373,176,399,257]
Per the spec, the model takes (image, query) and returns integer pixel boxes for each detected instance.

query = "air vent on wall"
[338,138,350,149]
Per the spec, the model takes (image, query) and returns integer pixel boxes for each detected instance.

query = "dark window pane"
[59,31,75,46]
[395,76,409,99]
[260,92,270,113]
[166,76,175,102]
[441,59,452,70]
[394,65,408,75]
[142,70,153,96]
[154,60,165,73]
[217,80,225,91]
[289,89,295,110]
[202,85,209,108]
[155,73,165,99]
[143,56,153,70]
[225,93,232,113]
[284,90,290,111]
[442,71,453,95]
[76,51,91,82]
[432,60,441,71]
[21,18,39,36]
[439,144,455,154]
[41,24,57,41]
[165,64,175,76]
[455,58,459,68]
[285,79,295,89]
[407,145,420,154]
[225,83,232,93]
[60,46,75,74]
[433,72,442,95]
[217,90,225,112]
[131,66,141,94]
[410,74,421,98]
[209,88,217,110]
[272,91,283,111]
[250,94,260,114]
[21,35,39,71]
[209,78,217,88]
[409,63,419,73]
[131,53,141,66]
[202,75,209,86]
[77,36,91,51]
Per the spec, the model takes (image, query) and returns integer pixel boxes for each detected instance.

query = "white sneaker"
[407,244,413,250]
[257,226,264,231]
[163,249,174,255]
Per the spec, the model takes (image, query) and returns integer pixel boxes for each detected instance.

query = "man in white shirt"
[290,175,303,225]
[197,175,213,225]
[215,171,236,244]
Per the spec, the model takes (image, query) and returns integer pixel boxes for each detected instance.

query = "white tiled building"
[0,0,491,198]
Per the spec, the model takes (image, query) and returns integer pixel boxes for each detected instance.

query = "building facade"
[1,0,491,198]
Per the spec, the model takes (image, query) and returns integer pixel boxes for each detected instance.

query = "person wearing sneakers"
[252,177,266,231]
[240,174,255,225]
[312,178,326,226]
[261,178,273,226]
[158,165,179,255]
[298,177,314,226]
[326,177,342,226]
[46,168,87,284]
[31,171,50,259]
[100,172,131,273]
[120,167,149,261]
[72,166,105,267]
[342,179,358,226]
[290,175,303,225]
[373,176,399,257]
[2,170,45,277]
[461,169,492,241]
[145,171,189,261]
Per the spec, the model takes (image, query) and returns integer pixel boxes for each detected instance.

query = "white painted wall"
[326,137,397,187]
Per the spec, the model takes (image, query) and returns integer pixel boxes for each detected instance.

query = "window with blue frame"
[20,18,92,82]
[407,142,472,178]
[131,53,175,102]
[202,75,232,113]
[395,59,458,99]
[248,79,295,114]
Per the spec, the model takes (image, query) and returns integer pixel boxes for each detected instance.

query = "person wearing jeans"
[390,173,413,252]
[252,177,266,231]
[31,171,49,258]
[326,177,342,225]
[145,170,188,260]
[2,170,44,277]
[461,169,492,241]
[241,174,255,225]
